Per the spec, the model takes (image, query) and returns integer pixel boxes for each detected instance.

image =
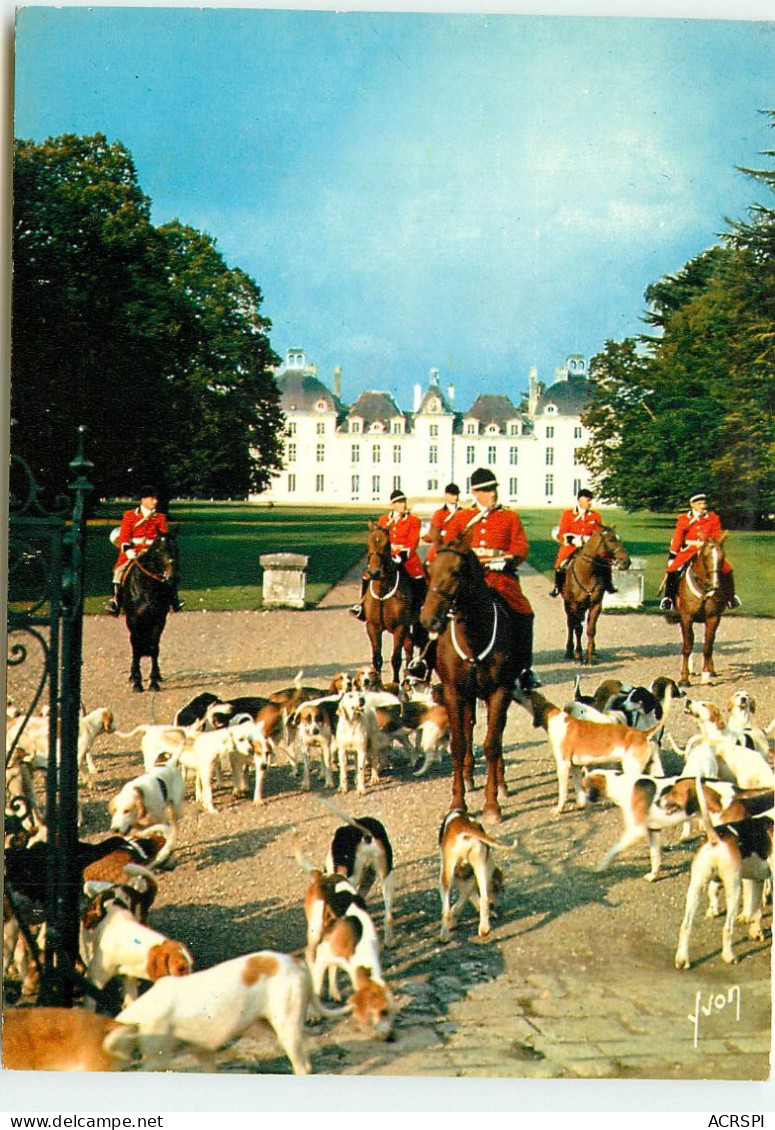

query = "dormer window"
[486,424,499,436]
[545,405,557,416]
[428,398,441,413]
[391,419,403,434]
[509,422,520,436]
[351,420,361,434]
[315,398,329,413]
[466,422,477,435]
[370,421,384,434]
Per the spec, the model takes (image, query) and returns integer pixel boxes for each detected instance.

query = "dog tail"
[465,826,517,852]
[290,827,320,874]
[114,725,148,740]
[314,795,377,842]
[695,775,719,845]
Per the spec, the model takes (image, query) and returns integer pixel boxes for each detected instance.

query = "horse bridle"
[128,538,175,585]
[366,532,401,601]
[428,545,499,664]
[686,542,722,602]
[570,529,626,597]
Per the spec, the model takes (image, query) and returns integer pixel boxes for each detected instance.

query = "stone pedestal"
[260,553,309,609]
[603,556,646,610]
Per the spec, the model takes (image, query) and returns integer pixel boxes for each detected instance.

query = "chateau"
[254,349,594,508]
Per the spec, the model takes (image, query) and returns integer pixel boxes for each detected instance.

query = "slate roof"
[276,370,341,413]
[535,377,591,416]
[465,394,523,433]
[346,390,404,429]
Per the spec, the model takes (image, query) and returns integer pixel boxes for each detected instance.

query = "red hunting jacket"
[114,507,169,571]
[667,509,730,573]
[424,503,460,564]
[377,511,426,580]
[442,505,532,614]
[554,506,604,568]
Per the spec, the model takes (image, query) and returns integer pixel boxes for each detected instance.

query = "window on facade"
[573,448,582,465]
[427,479,438,491]
[393,475,401,492]
[509,477,518,497]
[288,473,296,493]
[287,422,297,437]
[546,447,554,466]
[429,445,438,465]
[287,443,296,463]
[545,474,554,497]
[487,446,496,465]
[351,421,360,434]
[316,444,325,462]
[573,478,582,497]
[430,424,439,437]
[466,445,475,464]
[510,423,519,435]
[315,474,324,492]
[373,445,381,463]
[546,426,554,438]
[372,475,380,495]
[466,423,477,435]
[574,426,583,439]
[351,444,359,463]
[393,445,401,464]
[509,446,518,465]
[465,476,471,493]
[392,420,402,434]
[316,422,325,435]
[352,475,360,494]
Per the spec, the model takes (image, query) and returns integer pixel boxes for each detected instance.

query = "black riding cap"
[444,483,460,496]
[470,468,498,490]
[139,485,159,499]
[389,488,407,503]
[689,491,708,504]
[577,488,594,499]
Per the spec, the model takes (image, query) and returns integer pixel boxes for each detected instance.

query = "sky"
[11,4,775,416]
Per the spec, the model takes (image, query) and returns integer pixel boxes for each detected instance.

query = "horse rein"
[429,545,500,665]
[686,544,722,602]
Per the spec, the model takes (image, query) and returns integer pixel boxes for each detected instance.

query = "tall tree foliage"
[12,133,282,500]
[579,115,775,526]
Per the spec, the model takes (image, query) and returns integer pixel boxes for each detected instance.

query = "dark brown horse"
[363,522,426,684]
[420,539,532,823]
[122,534,178,692]
[671,535,728,686]
[561,526,631,665]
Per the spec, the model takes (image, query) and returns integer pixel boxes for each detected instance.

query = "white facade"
[253,349,594,509]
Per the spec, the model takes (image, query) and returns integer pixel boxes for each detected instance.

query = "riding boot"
[659,571,680,611]
[511,612,542,693]
[548,569,565,598]
[105,583,122,617]
[722,569,742,609]
[597,560,617,594]
[349,577,368,620]
[410,577,428,633]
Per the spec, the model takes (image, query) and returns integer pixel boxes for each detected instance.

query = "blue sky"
[12,5,775,411]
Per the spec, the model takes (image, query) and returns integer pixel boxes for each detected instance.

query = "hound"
[726,690,771,758]
[684,700,775,788]
[6,707,116,779]
[674,779,773,969]
[115,722,196,773]
[2,1008,138,1072]
[108,764,185,863]
[115,951,314,1074]
[183,719,263,813]
[320,799,396,947]
[303,870,395,1040]
[518,691,662,814]
[80,886,193,1008]
[438,809,513,942]
[335,690,380,795]
[293,699,337,789]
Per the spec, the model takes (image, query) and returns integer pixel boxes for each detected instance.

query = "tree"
[12,133,283,500]
[579,115,775,526]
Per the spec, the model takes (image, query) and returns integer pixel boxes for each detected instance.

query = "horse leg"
[447,693,471,812]
[366,622,383,681]
[148,630,163,691]
[573,611,584,664]
[462,700,476,792]
[482,689,511,824]
[701,614,721,684]
[563,602,575,661]
[129,643,144,693]
[585,600,603,665]
[391,628,406,685]
[679,616,694,686]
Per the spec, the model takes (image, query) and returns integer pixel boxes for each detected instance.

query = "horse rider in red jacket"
[423,482,460,565]
[350,488,427,621]
[659,490,740,611]
[408,467,541,693]
[548,487,616,598]
[105,486,185,616]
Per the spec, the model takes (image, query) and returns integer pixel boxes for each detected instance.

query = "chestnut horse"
[420,539,532,823]
[562,526,631,665]
[363,522,426,684]
[671,535,728,686]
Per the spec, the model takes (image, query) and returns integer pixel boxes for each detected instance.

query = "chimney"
[333,366,342,400]
[528,366,539,417]
[413,383,422,412]
[447,382,455,406]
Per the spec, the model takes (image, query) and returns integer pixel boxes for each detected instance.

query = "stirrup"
[728,595,742,609]
[349,603,365,620]
[548,587,560,598]
[171,597,186,612]
[659,597,673,612]
[406,658,428,681]
[518,669,542,692]
[105,599,120,616]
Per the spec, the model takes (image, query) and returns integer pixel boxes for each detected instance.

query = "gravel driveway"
[7,560,774,1086]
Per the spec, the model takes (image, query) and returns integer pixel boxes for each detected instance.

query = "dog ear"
[82,890,112,931]
[134,788,147,821]
[749,696,757,714]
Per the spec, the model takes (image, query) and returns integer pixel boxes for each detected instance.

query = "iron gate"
[6,426,93,1006]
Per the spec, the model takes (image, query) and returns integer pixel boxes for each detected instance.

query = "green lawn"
[83,501,774,617]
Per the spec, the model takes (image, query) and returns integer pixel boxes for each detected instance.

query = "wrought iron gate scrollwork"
[6,426,93,1006]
